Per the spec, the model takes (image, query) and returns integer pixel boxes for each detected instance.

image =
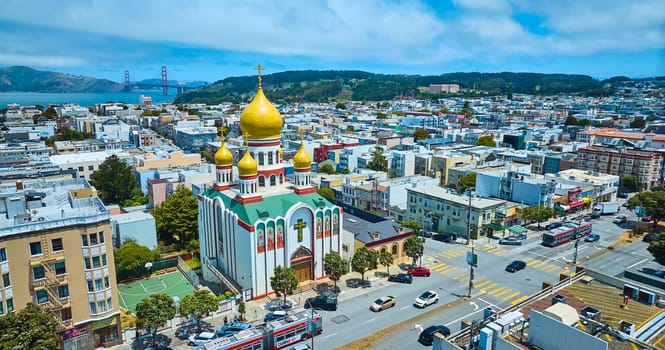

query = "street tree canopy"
[522,204,555,228]
[270,266,298,305]
[324,251,349,293]
[404,235,424,266]
[0,302,60,350]
[115,240,160,282]
[318,163,336,175]
[90,155,140,205]
[351,246,378,284]
[135,293,177,348]
[458,173,477,194]
[413,128,429,141]
[476,135,496,147]
[153,185,199,245]
[180,289,218,332]
[620,175,638,193]
[366,147,388,172]
[316,187,335,200]
[648,234,665,264]
[628,187,665,225]
[378,250,394,275]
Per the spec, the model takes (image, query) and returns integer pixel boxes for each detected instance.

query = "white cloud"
[0,53,86,67]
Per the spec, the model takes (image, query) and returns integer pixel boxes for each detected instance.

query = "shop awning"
[508,225,527,234]
[582,197,593,204]
[569,201,585,209]
[487,223,504,230]
[559,204,570,211]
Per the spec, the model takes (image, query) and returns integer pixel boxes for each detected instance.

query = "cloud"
[0,53,86,67]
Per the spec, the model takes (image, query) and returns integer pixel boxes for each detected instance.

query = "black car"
[418,325,451,345]
[304,296,337,311]
[433,233,457,242]
[505,260,526,273]
[388,273,413,284]
[545,222,563,230]
[643,233,658,242]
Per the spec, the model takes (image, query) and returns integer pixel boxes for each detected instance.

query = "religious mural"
[316,212,323,239]
[277,220,285,249]
[333,209,339,235]
[324,212,331,237]
[257,224,265,253]
[267,222,275,251]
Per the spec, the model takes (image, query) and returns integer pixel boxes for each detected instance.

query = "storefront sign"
[91,316,117,330]
[63,325,87,339]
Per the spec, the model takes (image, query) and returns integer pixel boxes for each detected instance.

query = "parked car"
[287,344,312,350]
[505,260,527,273]
[545,222,563,230]
[584,234,600,242]
[370,296,396,312]
[618,192,629,199]
[498,237,522,245]
[413,290,439,308]
[264,310,288,322]
[642,215,653,222]
[217,322,251,336]
[407,266,431,277]
[266,298,293,311]
[581,215,592,222]
[304,295,338,311]
[418,325,451,345]
[590,211,600,219]
[388,273,413,284]
[613,215,627,224]
[433,233,457,242]
[188,332,218,346]
[643,233,658,242]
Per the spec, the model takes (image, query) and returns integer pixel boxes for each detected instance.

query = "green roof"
[203,189,336,225]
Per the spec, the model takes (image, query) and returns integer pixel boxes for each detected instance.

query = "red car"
[642,215,653,222]
[407,266,431,277]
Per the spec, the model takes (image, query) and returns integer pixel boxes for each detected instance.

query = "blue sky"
[0,0,663,83]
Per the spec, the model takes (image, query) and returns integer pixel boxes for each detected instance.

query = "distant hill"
[174,70,623,105]
[0,66,124,93]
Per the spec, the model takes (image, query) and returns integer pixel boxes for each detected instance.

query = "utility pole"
[468,244,475,298]
[467,188,474,245]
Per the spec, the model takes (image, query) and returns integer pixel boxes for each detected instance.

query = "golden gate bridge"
[123,66,197,95]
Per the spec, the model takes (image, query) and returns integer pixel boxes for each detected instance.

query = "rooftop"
[408,185,506,209]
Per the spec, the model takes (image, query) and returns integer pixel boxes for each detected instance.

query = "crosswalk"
[523,257,571,275]
[448,271,529,305]
[427,244,509,261]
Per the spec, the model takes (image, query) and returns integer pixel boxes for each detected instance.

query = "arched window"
[381,247,386,254]
[258,152,264,165]
[268,151,273,165]
[258,176,265,186]
[270,175,276,186]
[391,245,398,255]
[279,174,284,184]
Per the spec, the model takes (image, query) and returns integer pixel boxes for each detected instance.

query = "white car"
[613,215,627,224]
[413,290,439,308]
[188,332,217,346]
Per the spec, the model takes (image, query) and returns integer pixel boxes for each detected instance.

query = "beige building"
[0,179,121,349]
[134,150,202,171]
[430,152,475,186]
[576,146,662,189]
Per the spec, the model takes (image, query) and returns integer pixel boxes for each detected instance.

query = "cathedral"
[198,67,343,300]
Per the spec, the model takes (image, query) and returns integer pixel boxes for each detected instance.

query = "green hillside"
[0,66,124,93]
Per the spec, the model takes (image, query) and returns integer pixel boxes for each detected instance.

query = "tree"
[153,185,199,245]
[458,173,477,194]
[122,188,149,208]
[476,135,496,147]
[376,111,387,119]
[404,235,424,266]
[318,163,336,175]
[0,302,60,350]
[460,101,473,117]
[378,250,394,275]
[237,301,246,321]
[179,289,218,332]
[43,106,57,118]
[564,116,579,126]
[335,102,346,110]
[628,188,665,225]
[351,246,378,285]
[400,220,421,233]
[187,239,200,257]
[647,234,665,264]
[413,128,429,141]
[323,251,348,293]
[135,293,176,348]
[522,204,555,229]
[114,240,159,281]
[270,266,298,306]
[366,147,388,172]
[316,187,335,200]
[89,155,140,205]
[621,175,639,192]
[341,168,350,174]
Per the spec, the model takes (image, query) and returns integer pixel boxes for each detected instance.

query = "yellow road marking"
[452,272,467,280]
[432,263,448,271]
[510,295,530,305]
[542,265,559,272]
[604,334,612,342]
[474,280,491,288]
[494,288,512,297]
[524,257,534,262]
[439,266,457,275]
[488,286,506,295]
[532,261,547,268]
[503,292,521,301]
[481,283,497,291]
[526,259,540,266]
[630,342,639,350]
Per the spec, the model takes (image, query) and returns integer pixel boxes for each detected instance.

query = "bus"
[542,222,592,247]
[203,310,322,350]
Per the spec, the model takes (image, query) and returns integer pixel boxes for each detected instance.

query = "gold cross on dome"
[255,64,264,87]
[243,132,249,148]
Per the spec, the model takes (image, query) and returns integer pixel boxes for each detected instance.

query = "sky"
[0,0,663,83]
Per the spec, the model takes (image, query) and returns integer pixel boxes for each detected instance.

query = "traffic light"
[470,270,475,280]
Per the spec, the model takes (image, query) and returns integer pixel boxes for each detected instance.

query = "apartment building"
[0,179,121,349]
[576,146,662,189]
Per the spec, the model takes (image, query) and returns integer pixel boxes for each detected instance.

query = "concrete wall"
[495,337,521,350]
[529,310,607,350]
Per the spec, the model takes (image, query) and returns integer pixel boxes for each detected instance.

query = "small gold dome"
[293,143,312,169]
[214,143,233,166]
[237,149,258,176]
[240,87,283,139]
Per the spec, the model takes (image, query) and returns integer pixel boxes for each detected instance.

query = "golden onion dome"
[237,149,258,176]
[214,143,233,166]
[293,143,312,169]
[240,87,283,139]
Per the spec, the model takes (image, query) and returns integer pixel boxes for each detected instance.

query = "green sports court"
[118,271,196,313]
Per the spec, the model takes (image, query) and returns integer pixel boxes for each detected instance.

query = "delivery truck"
[593,201,619,215]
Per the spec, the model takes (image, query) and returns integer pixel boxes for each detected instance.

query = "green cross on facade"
[293,219,306,242]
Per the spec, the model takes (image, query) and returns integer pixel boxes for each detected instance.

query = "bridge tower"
[161,66,168,95]
[123,70,131,91]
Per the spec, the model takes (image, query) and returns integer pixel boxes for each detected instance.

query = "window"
[99,232,104,243]
[98,301,106,313]
[0,248,6,262]
[58,285,69,299]
[102,254,107,266]
[391,245,398,255]
[36,290,49,304]
[29,242,42,255]
[78,166,84,172]
[88,165,94,171]
[87,280,94,292]
[342,244,349,253]
[2,273,9,288]
[0,302,3,315]
[33,266,45,280]
[55,261,66,275]
[90,233,98,245]
[6,298,13,312]
[92,256,101,268]
[104,276,110,288]
[60,308,72,322]
[107,298,113,311]
[84,257,91,270]
[95,279,103,291]
[81,234,88,246]
[89,302,96,314]
[51,238,63,252]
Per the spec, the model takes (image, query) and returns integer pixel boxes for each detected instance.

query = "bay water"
[0,91,176,107]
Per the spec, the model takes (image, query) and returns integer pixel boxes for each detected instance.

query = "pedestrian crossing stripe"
[488,286,507,295]
[542,265,560,272]
[482,246,504,254]
[480,283,497,292]
[510,295,530,305]
[503,291,521,301]
[526,259,539,266]
[524,257,534,262]
[452,272,468,280]
[474,280,491,288]
[432,263,448,271]
[439,266,457,275]
[531,261,548,268]
[494,288,512,297]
